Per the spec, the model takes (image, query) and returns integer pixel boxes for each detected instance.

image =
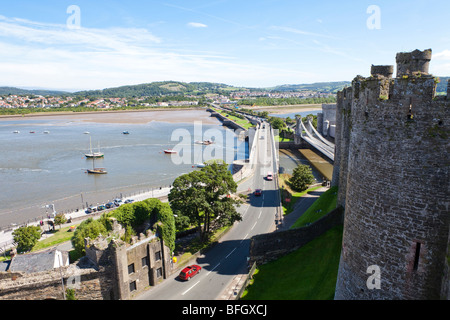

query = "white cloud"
[187,22,208,28]
[269,25,339,40]
[434,49,450,60]
[0,15,320,90]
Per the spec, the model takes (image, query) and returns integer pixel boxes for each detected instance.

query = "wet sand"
[0,108,219,125]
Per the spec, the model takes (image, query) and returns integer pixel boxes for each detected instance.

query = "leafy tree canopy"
[12,225,41,253]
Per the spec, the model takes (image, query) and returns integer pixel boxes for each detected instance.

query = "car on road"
[266,172,273,181]
[124,199,134,204]
[254,189,262,196]
[86,206,97,214]
[105,202,115,209]
[179,265,202,281]
[97,205,106,211]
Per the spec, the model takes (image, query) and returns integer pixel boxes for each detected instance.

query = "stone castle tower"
[333,49,450,300]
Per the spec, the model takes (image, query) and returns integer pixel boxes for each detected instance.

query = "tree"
[169,162,242,242]
[71,218,107,256]
[12,226,41,252]
[289,164,315,192]
[269,117,286,131]
[54,213,67,229]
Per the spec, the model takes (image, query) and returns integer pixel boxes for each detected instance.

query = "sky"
[0,0,449,92]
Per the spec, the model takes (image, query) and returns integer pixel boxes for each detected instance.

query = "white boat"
[85,136,104,159]
[164,149,177,154]
[196,163,206,168]
[43,131,50,134]
[13,131,20,133]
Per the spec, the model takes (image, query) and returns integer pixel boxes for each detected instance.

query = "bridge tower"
[334,49,450,300]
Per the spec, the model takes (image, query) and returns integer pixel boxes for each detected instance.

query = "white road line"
[207,262,221,276]
[182,280,200,295]
[251,221,257,230]
[258,211,262,219]
[225,248,237,259]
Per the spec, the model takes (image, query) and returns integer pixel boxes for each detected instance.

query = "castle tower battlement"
[396,48,432,77]
[333,49,449,300]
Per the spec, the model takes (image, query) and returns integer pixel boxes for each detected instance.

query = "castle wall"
[334,49,450,300]
[0,259,114,300]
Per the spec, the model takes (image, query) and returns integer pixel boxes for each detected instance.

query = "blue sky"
[0,0,449,91]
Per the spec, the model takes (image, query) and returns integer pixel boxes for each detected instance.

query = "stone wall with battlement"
[333,49,449,300]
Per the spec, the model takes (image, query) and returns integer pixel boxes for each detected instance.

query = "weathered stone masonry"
[0,219,173,300]
[333,49,450,300]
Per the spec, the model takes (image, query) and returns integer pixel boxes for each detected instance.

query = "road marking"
[258,211,262,219]
[225,248,237,259]
[251,221,257,230]
[182,280,200,295]
[207,262,221,276]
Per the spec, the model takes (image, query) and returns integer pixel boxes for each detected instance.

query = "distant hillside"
[73,81,248,98]
[0,87,70,96]
[436,76,449,94]
[2,77,446,98]
[269,81,351,93]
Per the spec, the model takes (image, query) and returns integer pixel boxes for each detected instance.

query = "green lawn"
[211,107,254,130]
[290,186,338,229]
[31,225,76,252]
[241,225,343,300]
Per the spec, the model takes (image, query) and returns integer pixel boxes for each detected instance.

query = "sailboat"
[85,136,104,159]
[87,156,107,174]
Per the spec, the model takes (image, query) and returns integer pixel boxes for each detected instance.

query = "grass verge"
[278,173,323,215]
[290,186,337,229]
[241,225,343,300]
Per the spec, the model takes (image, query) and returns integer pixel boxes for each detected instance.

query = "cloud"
[0,15,317,90]
[269,25,339,40]
[187,22,208,28]
[434,49,450,60]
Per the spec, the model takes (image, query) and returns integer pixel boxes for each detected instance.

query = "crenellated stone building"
[0,218,173,300]
[333,49,449,300]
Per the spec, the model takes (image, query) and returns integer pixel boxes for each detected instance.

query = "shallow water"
[0,110,247,227]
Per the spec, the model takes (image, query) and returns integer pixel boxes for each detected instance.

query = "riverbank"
[0,107,220,125]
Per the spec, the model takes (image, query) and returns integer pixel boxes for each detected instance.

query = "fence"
[237,262,258,300]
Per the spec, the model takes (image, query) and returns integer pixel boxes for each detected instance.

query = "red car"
[179,265,202,281]
[254,189,262,196]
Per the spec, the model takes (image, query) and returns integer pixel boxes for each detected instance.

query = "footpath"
[0,187,173,255]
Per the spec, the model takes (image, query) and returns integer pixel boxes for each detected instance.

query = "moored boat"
[87,168,108,174]
[85,136,104,159]
[164,149,177,154]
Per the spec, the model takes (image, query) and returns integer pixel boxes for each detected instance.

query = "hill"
[0,86,70,96]
[436,76,449,94]
[72,81,249,98]
[2,77,446,98]
[269,81,351,93]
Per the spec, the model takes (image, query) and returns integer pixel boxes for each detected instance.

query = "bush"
[71,218,107,256]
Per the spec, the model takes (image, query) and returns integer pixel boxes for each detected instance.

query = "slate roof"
[7,248,69,273]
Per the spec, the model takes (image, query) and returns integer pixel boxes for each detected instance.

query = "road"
[135,121,280,300]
